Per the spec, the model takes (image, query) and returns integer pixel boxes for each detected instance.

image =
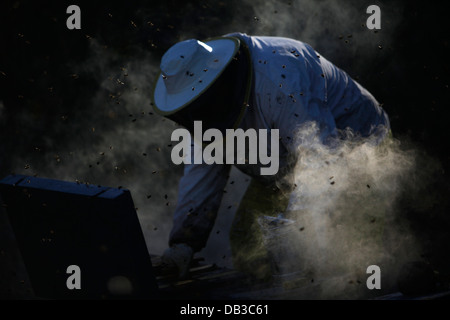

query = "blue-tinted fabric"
[168,33,390,251]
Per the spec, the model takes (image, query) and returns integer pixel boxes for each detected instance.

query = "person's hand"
[161,243,194,279]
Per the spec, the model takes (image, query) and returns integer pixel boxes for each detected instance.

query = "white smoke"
[266,122,436,298]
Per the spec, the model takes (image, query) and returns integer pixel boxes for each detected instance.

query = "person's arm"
[169,161,232,252]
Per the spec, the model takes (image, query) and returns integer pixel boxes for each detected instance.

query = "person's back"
[230,33,390,143]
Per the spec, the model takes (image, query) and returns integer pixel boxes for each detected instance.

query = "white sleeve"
[169,161,232,251]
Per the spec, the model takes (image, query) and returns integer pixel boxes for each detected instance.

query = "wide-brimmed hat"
[152,37,240,115]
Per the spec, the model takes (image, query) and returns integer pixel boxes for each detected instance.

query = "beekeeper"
[151,32,390,280]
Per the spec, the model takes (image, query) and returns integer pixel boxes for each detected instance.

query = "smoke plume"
[266,123,441,298]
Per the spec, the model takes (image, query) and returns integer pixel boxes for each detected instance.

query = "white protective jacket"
[168,33,390,251]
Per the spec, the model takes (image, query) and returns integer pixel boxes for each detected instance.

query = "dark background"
[0,0,449,299]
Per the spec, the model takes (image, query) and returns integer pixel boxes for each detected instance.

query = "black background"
[0,0,449,300]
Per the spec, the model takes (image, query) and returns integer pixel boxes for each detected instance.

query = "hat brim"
[151,37,240,116]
